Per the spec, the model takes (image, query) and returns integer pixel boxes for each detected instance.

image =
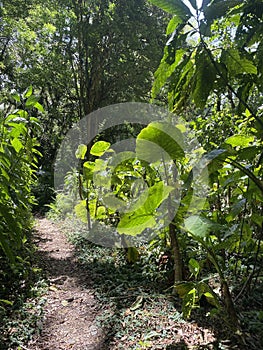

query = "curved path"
[27,218,105,350]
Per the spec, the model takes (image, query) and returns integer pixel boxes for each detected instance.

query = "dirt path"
[27,218,105,350]
[23,218,250,350]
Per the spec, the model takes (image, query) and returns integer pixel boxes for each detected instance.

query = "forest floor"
[27,218,104,350]
[24,217,259,350]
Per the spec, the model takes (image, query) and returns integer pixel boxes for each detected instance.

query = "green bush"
[0,87,42,268]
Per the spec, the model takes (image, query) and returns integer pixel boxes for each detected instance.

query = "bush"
[0,87,42,273]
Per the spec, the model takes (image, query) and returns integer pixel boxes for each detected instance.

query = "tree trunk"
[222,280,239,328]
[169,222,183,291]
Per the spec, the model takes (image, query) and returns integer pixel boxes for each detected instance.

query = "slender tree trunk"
[221,280,239,327]
[169,222,183,291]
[208,249,239,327]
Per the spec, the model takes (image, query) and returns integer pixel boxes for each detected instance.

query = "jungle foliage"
[0,0,263,348]
[146,0,263,314]
[0,88,43,325]
[0,0,169,207]
[0,87,42,264]
[68,0,263,333]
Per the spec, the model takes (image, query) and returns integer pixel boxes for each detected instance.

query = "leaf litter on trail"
[28,217,252,350]
[26,218,105,350]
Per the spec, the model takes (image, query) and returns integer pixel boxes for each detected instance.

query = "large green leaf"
[171,55,195,111]
[152,47,185,98]
[9,123,27,138]
[174,281,195,298]
[221,49,257,76]
[175,280,220,318]
[166,16,182,35]
[12,93,21,103]
[236,81,253,114]
[192,50,216,108]
[90,141,111,157]
[11,137,23,153]
[136,121,185,163]
[34,102,45,112]
[126,247,140,264]
[103,193,125,211]
[226,198,246,222]
[117,181,174,235]
[228,158,263,193]
[109,151,135,168]
[117,212,155,236]
[83,161,95,180]
[75,199,106,222]
[24,86,33,98]
[148,0,191,19]
[251,214,263,228]
[75,144,87,159]
[92,158,110,188]
[184,215,220,238]
[25,95,39,107]
[225,134,254,148]
[237,146,260,161]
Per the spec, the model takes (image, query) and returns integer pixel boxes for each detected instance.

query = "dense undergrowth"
[0,89,47,349]
[1,1,263,348]
[57,216,263,349]
[1,211,262,349]
[0,239,48,350]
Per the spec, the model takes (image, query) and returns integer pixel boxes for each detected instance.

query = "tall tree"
[1,0,169,205]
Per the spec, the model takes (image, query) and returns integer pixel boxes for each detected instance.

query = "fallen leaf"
[61,300,68,306]
[49,285,58,292]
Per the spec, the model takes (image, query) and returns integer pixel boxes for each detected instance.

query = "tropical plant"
[74,120,232,320]
[72,0,263,328]
[0,86,42,267]
[146,0,263,326]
